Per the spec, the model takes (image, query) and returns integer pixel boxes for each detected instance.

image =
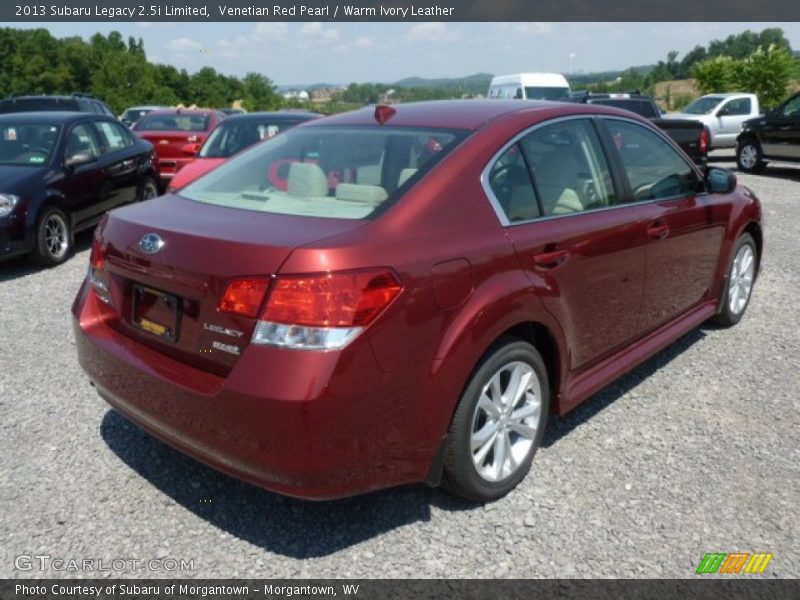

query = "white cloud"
[406,23,458,42]
[299,22,340,43]
[168,37,202,52]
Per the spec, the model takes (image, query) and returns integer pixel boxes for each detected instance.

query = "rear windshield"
[0,123,60,165]
[0,98,78,113]
[524,87,570,100]
[683,97,723,115]
[135,113,210,132]
[592,98,659,118]
[122,109,154,123]
[180,125,467,219]
[199,118,309,158]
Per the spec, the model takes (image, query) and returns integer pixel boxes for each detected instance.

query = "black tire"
[442,338,549,502]
[712,233,757,327]
[137,176,159,202]
[736,138,766,173]
[30,205,72,266]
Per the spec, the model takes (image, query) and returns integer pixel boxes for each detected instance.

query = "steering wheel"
[16,146,50,162]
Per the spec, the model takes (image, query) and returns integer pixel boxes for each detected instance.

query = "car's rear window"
[180,125,467,219]
[592,99,659,119]
[135,113,210,132]
[199,119,309,158]
[0,123,60,165]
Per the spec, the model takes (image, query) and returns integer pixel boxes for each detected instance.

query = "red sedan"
[73,100,762,501]
[132,109,225,189]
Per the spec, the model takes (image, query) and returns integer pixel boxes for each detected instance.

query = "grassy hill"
[392,73,493,95]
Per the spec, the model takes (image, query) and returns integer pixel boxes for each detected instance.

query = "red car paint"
[73,100,762,499]
[132,109,224,187]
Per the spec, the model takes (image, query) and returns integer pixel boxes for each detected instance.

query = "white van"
[488,73,571,101]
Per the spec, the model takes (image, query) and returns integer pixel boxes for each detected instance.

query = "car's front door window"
[65,124,100,160]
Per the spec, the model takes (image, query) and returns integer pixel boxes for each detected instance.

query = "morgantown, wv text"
[15,583,358,597]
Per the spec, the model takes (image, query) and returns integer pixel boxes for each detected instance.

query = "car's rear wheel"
[442,338,549,502]
[713,233,756,327]
[31,206,72,266]
[736,139,765,173]
[138,177,159,202]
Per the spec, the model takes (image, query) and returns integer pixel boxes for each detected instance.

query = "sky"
[8,21,800,86]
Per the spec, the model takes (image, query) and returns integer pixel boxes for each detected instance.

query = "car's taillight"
[88,233,112,304]
[252,269,402,350]
[219,278,270,318]
[699,128,709,154]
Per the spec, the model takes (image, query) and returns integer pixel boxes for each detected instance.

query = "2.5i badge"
[212,341,240,356]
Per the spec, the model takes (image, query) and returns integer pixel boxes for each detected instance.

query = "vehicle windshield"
[180,125,468,220]
[122,109,153,124]
[683,97,723,115]
[199,119,308,158]
[0,123,60,165]
[135,113,210,132]
[524,86,570,100]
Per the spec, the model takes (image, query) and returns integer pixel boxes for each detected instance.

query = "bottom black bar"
[1,579,797,600]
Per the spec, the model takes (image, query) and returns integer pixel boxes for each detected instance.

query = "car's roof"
[703,93,753,98]
[145,109,219,116]
[0,111,100,124]
[221,111,322,123]
[308,100,640,131]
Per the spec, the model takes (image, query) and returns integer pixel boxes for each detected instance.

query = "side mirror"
[181,143,199,156]
[706,167,737,195]
[716,106,730,117]
[65,151,96,169]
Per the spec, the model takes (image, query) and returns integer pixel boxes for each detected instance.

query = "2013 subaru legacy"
[72,100,762,501]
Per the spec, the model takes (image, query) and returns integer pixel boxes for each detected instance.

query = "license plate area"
[131,284,180,342]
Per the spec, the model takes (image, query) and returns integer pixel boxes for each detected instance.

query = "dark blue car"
[0,112,158,265]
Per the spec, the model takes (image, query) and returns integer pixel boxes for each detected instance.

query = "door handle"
[647,221,670,241]
[532,248,570,270]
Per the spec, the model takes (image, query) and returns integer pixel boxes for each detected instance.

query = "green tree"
[735,45,796,108]
[691,56,738,95]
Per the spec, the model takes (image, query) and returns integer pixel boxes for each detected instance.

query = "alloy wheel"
[470,361,542,482]
[729,243,755,316]
[44,213,69,259]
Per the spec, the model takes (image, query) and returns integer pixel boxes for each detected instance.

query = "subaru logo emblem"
[139,233,164,255]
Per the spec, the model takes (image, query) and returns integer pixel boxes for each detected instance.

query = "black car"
[736,92,800,173]
[0,112,158,265]
[564,91,708,167]
[0,93,116,118]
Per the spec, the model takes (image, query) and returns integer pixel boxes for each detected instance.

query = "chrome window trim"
[480,114,707,228]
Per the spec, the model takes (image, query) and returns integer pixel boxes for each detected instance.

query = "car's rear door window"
[65,123,101,159]
[180,126,466,219]
[601,119,703,201]
[95,121,132,153]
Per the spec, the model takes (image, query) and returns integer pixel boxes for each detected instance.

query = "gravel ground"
[0,151,797,579]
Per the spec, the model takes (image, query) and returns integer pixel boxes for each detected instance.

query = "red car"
[167,111,321,192]
[73,100,762,501]
[132,109,224,189]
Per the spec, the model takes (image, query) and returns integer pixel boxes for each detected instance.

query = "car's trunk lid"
[98,194,365,374]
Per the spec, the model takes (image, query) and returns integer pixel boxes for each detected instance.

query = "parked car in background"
[0,112,157,265]
[73,100,762,502]
[736,91,800,173]
[131,109,225,190]
[664,93,760,149]
[0,93,116,118]
[119,105,166,127]
[564,91,708,166]
[488,73,571,100]
[167,111,321,192]
[218,108,247,116]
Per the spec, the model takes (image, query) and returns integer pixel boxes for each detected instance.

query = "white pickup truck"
[664,93,760,149]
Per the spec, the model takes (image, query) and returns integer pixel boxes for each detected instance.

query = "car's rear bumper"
[72,280,437,499]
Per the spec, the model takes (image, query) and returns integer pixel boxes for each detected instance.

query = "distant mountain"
[392,73,493,95]
[568,65,656,85]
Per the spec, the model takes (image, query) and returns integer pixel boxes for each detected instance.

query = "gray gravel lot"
[0,151,797,579]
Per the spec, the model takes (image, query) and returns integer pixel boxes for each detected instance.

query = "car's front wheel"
[713,233,757,327]
[30,206,72,266]
[442,338,549,502]
[736,139,765,173]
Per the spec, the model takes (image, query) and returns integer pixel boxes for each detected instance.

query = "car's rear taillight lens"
[90,235,105,271]
[219,278,270,318]
[699,128,709,154]
[252,269,402,350]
